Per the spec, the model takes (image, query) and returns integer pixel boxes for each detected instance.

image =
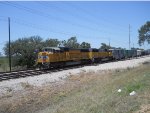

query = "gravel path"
[0,55,150,95]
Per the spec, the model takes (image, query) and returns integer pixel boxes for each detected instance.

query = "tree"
[42,38,60,47]
[58,40,67,47]
[100,43,111,50]
[3,36,43,68]
[64,37,80,48]
[138,21,150,46]
[80,42,91,48]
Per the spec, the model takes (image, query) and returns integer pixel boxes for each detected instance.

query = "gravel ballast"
[0,55,150,95]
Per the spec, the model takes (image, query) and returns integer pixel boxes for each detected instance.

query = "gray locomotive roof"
[42,47,61,50]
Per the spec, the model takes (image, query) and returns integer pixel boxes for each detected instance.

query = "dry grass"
[20,82,34,89]
[0,64,150,113]
[135,104,150,113]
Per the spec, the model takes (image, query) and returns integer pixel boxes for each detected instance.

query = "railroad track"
[0,55,149,82]
[0,64,85,82]
[0,69,51,82]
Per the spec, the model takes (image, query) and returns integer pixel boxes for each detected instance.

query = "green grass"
[0,57,9,72]
[125,76,148,94]
[0,57,26,72]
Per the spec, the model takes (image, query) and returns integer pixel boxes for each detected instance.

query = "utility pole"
[108,38,110,47]
[8,17,11,72]
[129,24,131,50]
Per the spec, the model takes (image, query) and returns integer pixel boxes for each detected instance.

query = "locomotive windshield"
[42,47,61,53]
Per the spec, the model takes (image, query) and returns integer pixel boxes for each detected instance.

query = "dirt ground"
[0,62,150,113]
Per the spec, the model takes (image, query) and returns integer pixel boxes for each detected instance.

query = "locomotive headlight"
[38,55,48,60]
[42,55,49,62]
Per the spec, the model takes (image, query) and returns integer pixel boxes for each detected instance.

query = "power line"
[1,15,131,48]
[38,2,128,38]
[0,16,130,48]
[62,2,128,32]
[37,2,114,35]
[12,19,112,41]
[0,16,7,21]
[0,1,127,40]
[0,2,110,35]
[0,16,111,43]
[0,1,132,49]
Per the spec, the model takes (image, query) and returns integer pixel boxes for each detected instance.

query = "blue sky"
[0,1,150,55]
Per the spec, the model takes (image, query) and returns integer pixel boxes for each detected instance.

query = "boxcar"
[137,50,142,57]
[109,49,125,60]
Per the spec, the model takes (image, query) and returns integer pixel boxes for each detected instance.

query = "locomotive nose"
[43,56,47,62]
[42,52,48,62]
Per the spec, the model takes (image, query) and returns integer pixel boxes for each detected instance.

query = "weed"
[127,67,131,70]
[7,87,13,92]
[20,82,33,89]
[115,69,120,72]
[142,61,150,65]
[126,83,141,93]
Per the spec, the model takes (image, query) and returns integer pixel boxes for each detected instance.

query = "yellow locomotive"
[37,47,113,69]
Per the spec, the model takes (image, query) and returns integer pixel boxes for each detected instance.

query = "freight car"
[109,49,125,60]
[144,49,150,55]
[37,47,112,69]
[109,49,145,60]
